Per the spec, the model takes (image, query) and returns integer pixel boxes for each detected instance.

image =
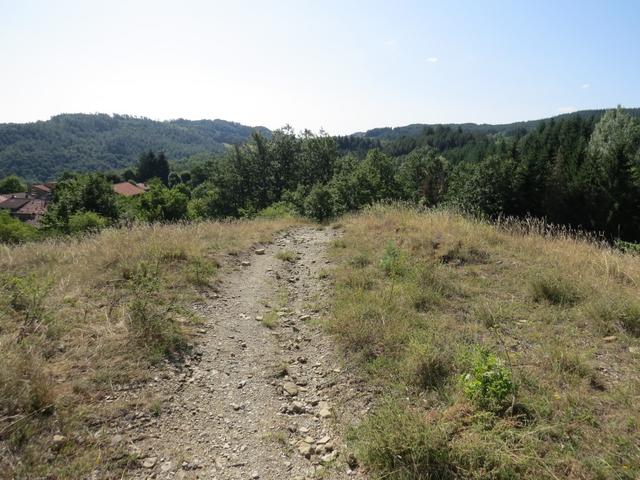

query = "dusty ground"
[114,226,371,479]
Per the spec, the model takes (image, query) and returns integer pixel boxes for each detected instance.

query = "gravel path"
[125,226,371,479]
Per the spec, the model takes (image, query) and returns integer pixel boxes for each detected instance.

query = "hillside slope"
[0,114,271,180]
[354,107,640,139]
[328,206,640,479]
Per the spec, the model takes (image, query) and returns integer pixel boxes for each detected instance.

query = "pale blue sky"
[1,0,638,133]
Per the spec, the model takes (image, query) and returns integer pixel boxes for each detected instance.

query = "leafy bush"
[256,201,297,219]
[0,211,38,244]
[67,211,108,234]
[304,183,335,222]
[461,350,514,412]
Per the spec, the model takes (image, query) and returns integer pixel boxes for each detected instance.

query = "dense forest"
[0,113,270,180]
[1,108,640,243]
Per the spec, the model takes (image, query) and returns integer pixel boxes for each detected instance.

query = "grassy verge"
[328,205,640,479]
[0,217,299,478]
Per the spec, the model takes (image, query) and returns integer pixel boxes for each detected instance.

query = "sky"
[0,0,639,134]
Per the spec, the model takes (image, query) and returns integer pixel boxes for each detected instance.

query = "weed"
[379,241,409,277]
[351,401,453,480]
[5,274,52,327]
[405,341,453,389]
[276,249,297,262]
[530,272,581,305]
[350,253,371,268]
[589,294,640,337]
[261,310,278,329]
[185,256,217,287]
[333,239,347,249]
[460,350,514,413]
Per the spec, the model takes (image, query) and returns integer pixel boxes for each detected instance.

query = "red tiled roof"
[113,182,147,196]
[0,197,31,211]
[16,199,47,215]
[32,184,51,193]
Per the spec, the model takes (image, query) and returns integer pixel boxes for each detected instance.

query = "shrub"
[0,211,38,244]
[530,273,581,305]
[461,350,514,413]
[379,241,409,277]
[304,183,335,222]
[256,201,297,219]
[126,262,186,358]
[68,211,108,234]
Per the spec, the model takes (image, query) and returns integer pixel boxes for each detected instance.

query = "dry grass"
[328,205,640,479]
[0,217,300,478]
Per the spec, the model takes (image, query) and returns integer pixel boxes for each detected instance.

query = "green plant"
[379,241,409,277]
[350,253,371,268]
[68,211,108,234]
[530,272,581,305]
[461,350,514,413]
[351,401,453,480]
[6,274,52,326]
[185,256,217,287]
[261,311,278,329]
[276,249,297,262]
[126,262,186,358]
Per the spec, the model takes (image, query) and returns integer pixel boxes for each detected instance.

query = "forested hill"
[355,108,640,139]
[0,114,271,180]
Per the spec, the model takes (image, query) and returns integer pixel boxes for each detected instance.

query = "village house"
[0,183,56,225]
[112,181,148,197]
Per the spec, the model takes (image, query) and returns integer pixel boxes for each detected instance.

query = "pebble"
[142,457,157,469]
[283,381,299,396]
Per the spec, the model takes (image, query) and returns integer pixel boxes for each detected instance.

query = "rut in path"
[126,226,371,479]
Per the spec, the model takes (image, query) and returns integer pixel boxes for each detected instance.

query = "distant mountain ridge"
[0,113,271,181]
[353,108,640,139]
[2,108,639,181]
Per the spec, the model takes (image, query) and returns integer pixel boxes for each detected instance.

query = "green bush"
[0,211,38,244]
[304,183,335,222]
[68,211,108,234]
[461,350,514,413]
[256,201,297,219]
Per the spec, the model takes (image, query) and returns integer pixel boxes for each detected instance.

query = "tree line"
[2,108,639,244]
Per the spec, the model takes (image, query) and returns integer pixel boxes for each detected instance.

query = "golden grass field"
[0,217,300,478]
[327,205,640,479]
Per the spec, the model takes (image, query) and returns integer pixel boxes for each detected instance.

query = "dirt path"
[124,226,371,479]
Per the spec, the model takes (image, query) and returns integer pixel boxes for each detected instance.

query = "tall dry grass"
[328,205,640,479]
[0,217,300,478]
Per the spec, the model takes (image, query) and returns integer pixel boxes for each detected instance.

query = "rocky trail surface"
[118,227,372,479]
